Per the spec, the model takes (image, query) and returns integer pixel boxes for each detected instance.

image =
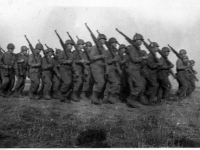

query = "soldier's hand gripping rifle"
[24,35,37,63]
[55,30,69,60]
[85,23,108,76]
[97,30,122,76]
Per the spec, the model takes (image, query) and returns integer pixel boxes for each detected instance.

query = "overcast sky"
[0,0,200,87]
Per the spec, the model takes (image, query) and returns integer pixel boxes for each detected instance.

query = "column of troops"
[0,25,198,108]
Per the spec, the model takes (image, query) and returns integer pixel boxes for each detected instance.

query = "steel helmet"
[133,33,143,41]
[97,34,107,40]
[85,41,93,47]
[7,43,15,49]
[108,37,118,45]
[65,40,74,45]
[77,39,85,45]
[35,43,43,50]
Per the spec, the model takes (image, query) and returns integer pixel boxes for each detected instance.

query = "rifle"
[85,23,108,75]
[24,35,37,63]
[38,40,50,65]
[55,30,69,59]
[66,32,81,60]
[0,45,5,53]
[168,45,182,59]
[143,39,159,63]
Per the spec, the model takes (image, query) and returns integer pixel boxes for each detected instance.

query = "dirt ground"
[0,89,200,148]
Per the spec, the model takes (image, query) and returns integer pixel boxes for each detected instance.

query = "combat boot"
[44,92,51,100]
[52,91,61,99]
[91,91,102,105]
[80,92,90,101]
[71,92,80,102]
[107,93,119,104]
[139,93,150,105]
[126,95,145,108]
[0,90,6,97]
[29,91,36,100]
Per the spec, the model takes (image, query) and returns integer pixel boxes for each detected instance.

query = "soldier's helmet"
[161,47,170,53]
[149,42,159,48]
[47,48,54,53]
[179,49,187,54]
[7,43,15,49]
[85,41,93,47]
[21,46,29,51]
[108,37,118,45]
[35,43,43,50]
[77,39,85,45]
[97,34,107,40]
[190,60,195,64]
[65,40,74,45]
[119,44,126,50]
[56,49,62,54]
[140,50,147,56]
[133,33,143,41]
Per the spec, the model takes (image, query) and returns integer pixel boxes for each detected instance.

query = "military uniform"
[176,58,188,99]
[13,49,29,97]
[58,49,73,102]
[157,55,174,101]
[0,44,16,97]
[28,50,42,99]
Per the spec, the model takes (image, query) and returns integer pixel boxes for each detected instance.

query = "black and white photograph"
[0,0,200,148]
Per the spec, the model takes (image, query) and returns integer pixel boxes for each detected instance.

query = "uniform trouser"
[29,70,41,93]
[82,66,92,92]
[59,69,72,95]
[104,67,120,96]
[126,68,145,98]
[73,66,83,93]
[186,76,195,96]
[52,74,60,92]
[91,64,105,93]
[157,76,171,99]
[15,75,26,93]
[0,69,15,93]
[176,71,188,97]
[145,71,159,98]
[42,71,53,93]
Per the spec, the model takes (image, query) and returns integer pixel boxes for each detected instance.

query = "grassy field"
[1,90,200,148]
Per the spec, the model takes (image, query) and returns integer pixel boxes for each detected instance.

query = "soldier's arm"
[28,54,39,67]
[176,59,187,70]
[159,57,174,69]
[147,54,161,69]
[129,47,143,63]
[89,46,103,61]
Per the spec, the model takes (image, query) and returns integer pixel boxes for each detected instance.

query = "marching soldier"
[13,46,29,98]
[41,48,61,100]
[81,41,93,101]
[157,47,174,103]
[103,37,121,104]
[0,43,16,97]
[176,50,191,100]
[51,48,62,99]
[71,39,85,102]
[28,43,42,100]
[89,34,107,105]
[58,40,74,103]
[124,34,148,108]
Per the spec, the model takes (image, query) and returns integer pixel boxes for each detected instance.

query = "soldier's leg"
[42,72,52,100]
[145,73,159,102]
[176,72,188,99]
[59,69,72,103]
[51,75,61,99]
[106,70,120,104]
[29,72,40,99]
[126,69,145,108]
[157,77,171,103]
[13,76,24,98]
[6,72,15,95]
[0,71,10,97]
[81,68,92,101]
[91,65,105,105]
